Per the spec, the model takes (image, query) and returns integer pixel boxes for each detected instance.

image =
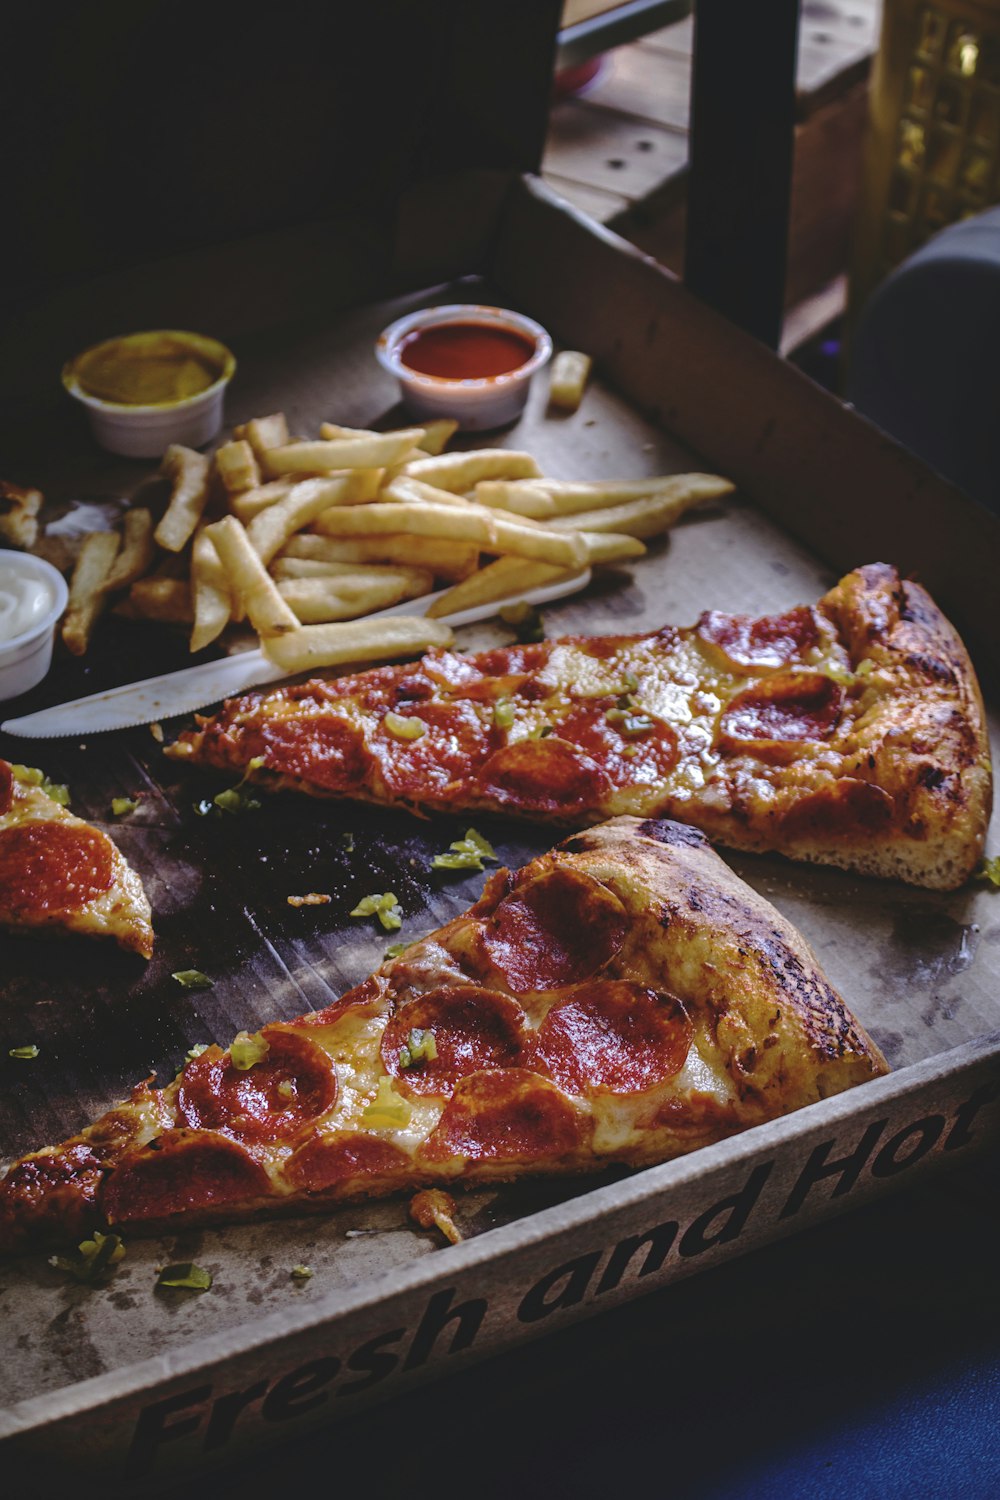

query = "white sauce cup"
[0,553,69,701]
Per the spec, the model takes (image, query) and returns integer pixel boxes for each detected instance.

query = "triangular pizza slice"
[0,758,153,958]
[0,815,886,1253]
[169,564,991,890]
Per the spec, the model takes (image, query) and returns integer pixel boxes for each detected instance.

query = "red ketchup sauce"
[399,321,536,380]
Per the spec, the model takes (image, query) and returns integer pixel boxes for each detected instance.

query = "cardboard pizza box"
[1,171,998,1492]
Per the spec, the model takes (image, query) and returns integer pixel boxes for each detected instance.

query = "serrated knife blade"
[1,569,591,738]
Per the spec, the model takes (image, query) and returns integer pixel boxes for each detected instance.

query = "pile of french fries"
[60,411,733,674]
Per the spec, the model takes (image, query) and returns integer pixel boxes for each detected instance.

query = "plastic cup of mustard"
[62,330,236,458]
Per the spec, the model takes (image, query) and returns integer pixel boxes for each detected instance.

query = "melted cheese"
[673,1044,734,1105]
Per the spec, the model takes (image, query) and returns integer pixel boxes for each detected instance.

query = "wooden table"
[544,1,885,351]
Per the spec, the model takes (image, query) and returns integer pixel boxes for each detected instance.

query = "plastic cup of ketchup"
[376,303,552,430]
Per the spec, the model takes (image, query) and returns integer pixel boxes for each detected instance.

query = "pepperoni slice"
[478,739,610,817]
[389,671,436,705]
[177,1029,337,1143]
[467,642,553,677]
[381,985,528,1095]
[0,822,114,917]
[0,760,12,817]
[697,606,823,669]
[102,1130,273,1224]
[0,1143,105,1250]
[718,673,842,760]
[259,712,371,793]
[555,701,679,790]
[285,664,398,713]
[531,981,693,1095]
[420,1069,588,1163]
[369,699,492,800]
[780,778,895,841]
[283,1131,411,1191]
[480,866,628,993]
[292,974,389,1030]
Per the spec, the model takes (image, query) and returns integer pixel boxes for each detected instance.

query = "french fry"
[318,418,457,455]
[414,418,458,456]
[400,449,542,491]
[283,532,479,580]
[310,500,588,568]
[426,556,575,619]
[101,508,155,592]
[473,481,554,517]
[246,476,376,566]
[228,480,295,523]
[272,557,366,581]
[190,529,232,651]
[204,515,299,639]
[0,481,41,550]
[62,530,121,655]
[214,439,260,496]
[384,476,549,533]
[230,472,382,524]
[548,350,592,412]
[579,532,646,564]
[262,616,453,675]
[547,483,731,539]
[155,445,212,551]
[235,474,382,528]
[317,423,379,441]
[260,430,425,478]
[476,473,733,519]
[238,412,289,463]
[277,566,433,623]
[379,448,427,488]
[271,558,429,581]
[125,577,193,625]
[382,476,481,511]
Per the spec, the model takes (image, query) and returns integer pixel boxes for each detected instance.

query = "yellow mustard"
[64,330,233,408]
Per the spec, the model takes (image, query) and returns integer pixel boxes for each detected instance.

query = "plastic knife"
[1,569,591,738]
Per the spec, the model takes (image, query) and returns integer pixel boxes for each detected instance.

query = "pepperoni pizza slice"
[0,758,153,958]
[0,815,886,1252]
[169,563,992,891]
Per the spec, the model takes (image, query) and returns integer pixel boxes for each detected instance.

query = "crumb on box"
[409,1188,462,1245]
[287,893,332,907]
[149,722,164,743]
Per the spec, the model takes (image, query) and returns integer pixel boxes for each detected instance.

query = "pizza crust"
[553,817,888,1112]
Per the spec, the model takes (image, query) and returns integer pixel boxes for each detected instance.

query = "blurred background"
[6,0,1000,511]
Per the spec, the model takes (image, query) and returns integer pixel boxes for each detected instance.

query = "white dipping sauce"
[0,562,54,643]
